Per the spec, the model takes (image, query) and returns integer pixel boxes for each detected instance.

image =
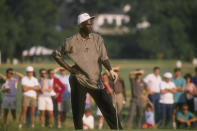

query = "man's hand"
[176,87,185,92]
[33,86,40,91]
[54,93,60,98]
[3,88,10,93]
[69,65,82,74]
[186,120,191,126]
[107,87,114,96]
[109,70,118,83]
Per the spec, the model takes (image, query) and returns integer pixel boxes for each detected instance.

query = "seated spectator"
[158,72,176,127]
[142,100,155,129]
[177,104,197,128]
[96,107,104,130]
[83,108,94,130]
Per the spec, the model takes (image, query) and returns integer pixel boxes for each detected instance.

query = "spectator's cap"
[77,13,95,25]
[164,72,172,78]
[26,66,34,72]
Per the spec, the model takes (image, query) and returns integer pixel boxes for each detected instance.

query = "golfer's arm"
[52,51,72,73]
[102,59,112,71]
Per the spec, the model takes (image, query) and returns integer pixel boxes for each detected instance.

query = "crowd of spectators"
[0,66,197,129]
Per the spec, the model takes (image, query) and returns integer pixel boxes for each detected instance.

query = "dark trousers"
[69,75,122,129]
[187,99,194,112]
[178,121,197,128]
[149,93,160,123]
[52,98,58,127]
[159,103,173,126]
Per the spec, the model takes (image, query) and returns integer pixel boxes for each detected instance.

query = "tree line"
[0,0,197,62]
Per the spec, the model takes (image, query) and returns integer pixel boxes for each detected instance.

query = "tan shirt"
[54,33,109,89]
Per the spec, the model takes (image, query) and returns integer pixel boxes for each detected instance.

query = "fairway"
[0,59,195,130]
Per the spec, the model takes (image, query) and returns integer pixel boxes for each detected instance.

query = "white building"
[93,4,131,35]
[93,13,130,35]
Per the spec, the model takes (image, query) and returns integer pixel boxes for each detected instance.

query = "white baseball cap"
[26,66,34,72]
[163,72,172,78]
[77,13,95,25]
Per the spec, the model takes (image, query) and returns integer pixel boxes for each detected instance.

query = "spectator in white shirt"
[38,68,53,127]
[143,66,162,123]
[158,72,176,127]
[19,66,40,128]
[83,108,94,130]
[0,68,24,125]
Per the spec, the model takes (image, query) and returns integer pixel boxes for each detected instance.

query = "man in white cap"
[53,13,122,129]
[19,66,40,128]
[158,72,176,127]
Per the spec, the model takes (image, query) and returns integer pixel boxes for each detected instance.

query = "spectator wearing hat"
[171,68,186,128]
[19,66,40,128]
[176,104,197,128]
[143,66,162,124]
[53,12,122,129]
[127,69,148,128]
[158,72,176,127]
[0,68,24,125]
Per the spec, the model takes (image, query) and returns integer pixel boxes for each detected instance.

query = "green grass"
[0,59,196,130]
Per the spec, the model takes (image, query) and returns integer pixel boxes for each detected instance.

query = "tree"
[0,0,64,62]
[128,0,197,60]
